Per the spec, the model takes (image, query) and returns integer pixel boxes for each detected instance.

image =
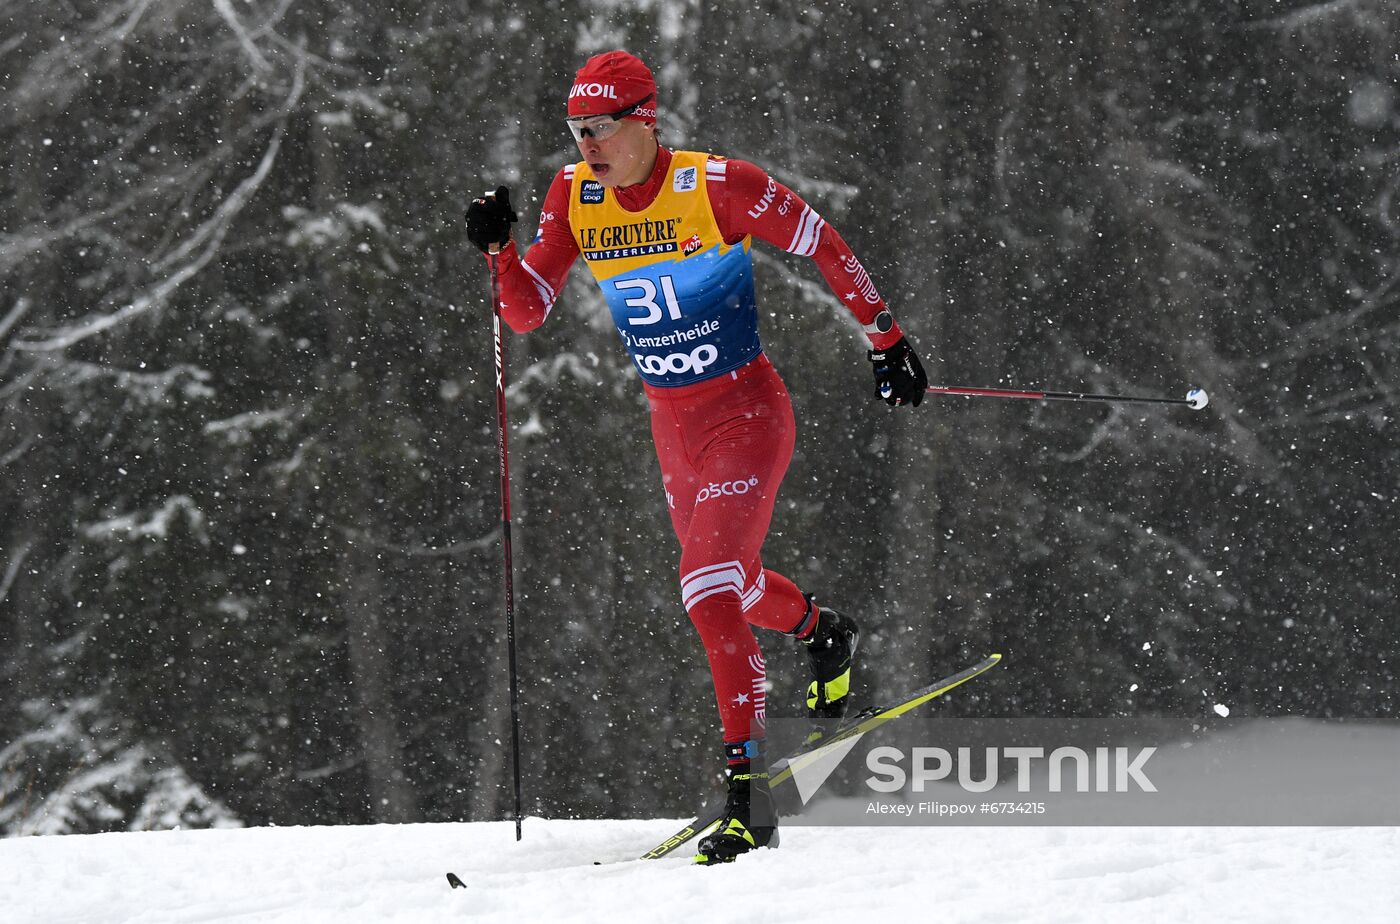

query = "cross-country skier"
[465,50,927,864]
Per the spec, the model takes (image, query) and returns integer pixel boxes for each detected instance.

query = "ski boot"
[694,740,779,865]
[801,599,860,724]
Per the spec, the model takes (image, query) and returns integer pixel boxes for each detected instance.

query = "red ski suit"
[490,147,902,743]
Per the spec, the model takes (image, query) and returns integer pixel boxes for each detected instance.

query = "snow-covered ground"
[3,819,1397,923]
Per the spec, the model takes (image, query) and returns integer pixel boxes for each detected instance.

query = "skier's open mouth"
[590,162,610,178]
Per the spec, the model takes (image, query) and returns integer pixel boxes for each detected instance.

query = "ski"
[639,652,1002,860]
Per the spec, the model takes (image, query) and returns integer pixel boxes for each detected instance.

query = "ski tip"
[990,652,1002,661]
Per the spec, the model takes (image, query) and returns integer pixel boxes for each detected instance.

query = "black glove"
[465,185,518,253]
[868,336,928,407]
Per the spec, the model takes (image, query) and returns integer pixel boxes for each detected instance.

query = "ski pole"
[926,384,1209,410]
[488,245,525,841]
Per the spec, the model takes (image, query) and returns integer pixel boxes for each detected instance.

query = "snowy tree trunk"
[310,103,420,824]
[337,523,420,823]
[873,2,954,696]
[1,127,58,710]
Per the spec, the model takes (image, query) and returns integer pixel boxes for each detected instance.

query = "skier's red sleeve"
[486,167,579,333]
[706,158,905,351]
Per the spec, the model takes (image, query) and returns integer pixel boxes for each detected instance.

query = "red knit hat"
[567,50,657,122]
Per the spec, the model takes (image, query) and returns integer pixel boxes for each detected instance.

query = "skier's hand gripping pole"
[466,186,518,254]
[868,336,929,408]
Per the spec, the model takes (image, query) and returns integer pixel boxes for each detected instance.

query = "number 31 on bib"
[616,275,683,325]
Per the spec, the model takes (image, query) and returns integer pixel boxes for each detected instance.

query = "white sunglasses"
[565,96,653,141]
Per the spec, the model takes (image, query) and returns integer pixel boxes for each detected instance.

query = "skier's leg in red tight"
[647,357,817,744]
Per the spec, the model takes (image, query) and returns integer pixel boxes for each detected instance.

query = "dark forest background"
[1,0,1396,834]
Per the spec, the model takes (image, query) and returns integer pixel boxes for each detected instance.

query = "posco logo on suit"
[696,476,760,504]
